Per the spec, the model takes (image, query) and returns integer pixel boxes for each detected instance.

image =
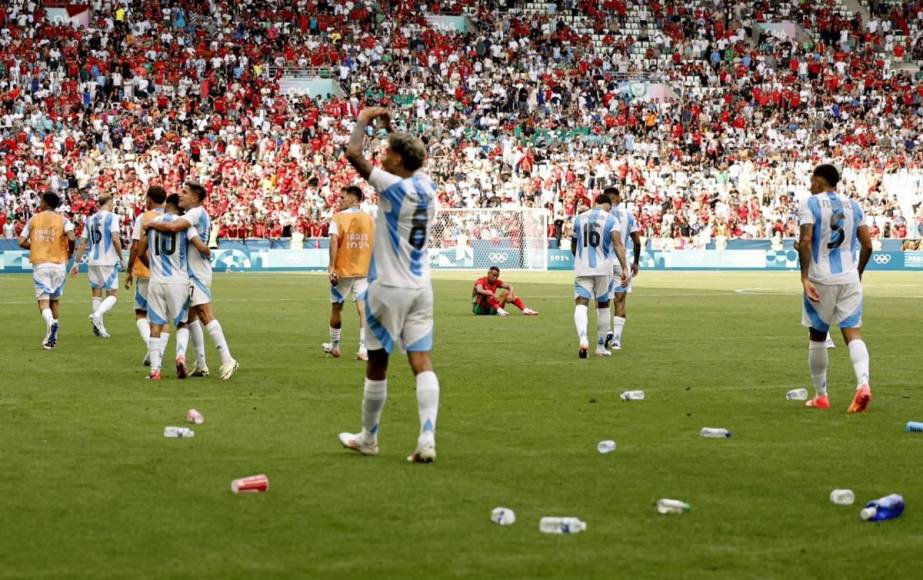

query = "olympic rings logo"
[488,253,509,264]
[873,254,891,264]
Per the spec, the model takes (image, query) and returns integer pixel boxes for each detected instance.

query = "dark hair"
[42,192,61,209]
[594,193,612,206]
[488,266,500,273]
[387,133,426,171]
[165,194,181,208]
[603,186,619,198]
[812,164,840,188]
[343,185,364,202]
[147,185,167,204]
[186,182,207,201]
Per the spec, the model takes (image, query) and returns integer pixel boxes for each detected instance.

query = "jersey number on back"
[409,208,427,250]
[828,211,845,249]
[90,228,103,245]
[152,232,177,256]
[582,224,601,248]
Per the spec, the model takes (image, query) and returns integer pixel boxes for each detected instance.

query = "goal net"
[428,208,549,271]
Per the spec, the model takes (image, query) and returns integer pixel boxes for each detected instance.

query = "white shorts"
[363,281,433,354]
[611,268,633,295]
[190,275,212,307]
[802,281,863,333]
[89,265,119,290]
[575,275,611,302]
[33,263,66,300]
[147,281,190,327]
[331,276,368,304]
[135,278,149,311]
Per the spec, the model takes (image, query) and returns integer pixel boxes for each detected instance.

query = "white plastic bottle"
[699,427,731,438]
[491,507,516,526]
[164,426,195,438]
[539,517,587,534]
[620,390,645,401]
[656,499,692,514]
[830,489,855,505]
[597,440,616,454]
[786,388,809,401]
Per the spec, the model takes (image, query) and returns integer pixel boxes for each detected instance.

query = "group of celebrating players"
[16,110,876,470]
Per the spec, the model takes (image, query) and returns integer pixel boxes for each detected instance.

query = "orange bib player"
[18,192,77,349]
[472,267,539,317]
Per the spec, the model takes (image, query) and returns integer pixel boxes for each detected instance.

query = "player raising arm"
[797,164,874,413]
[338,107,441,463]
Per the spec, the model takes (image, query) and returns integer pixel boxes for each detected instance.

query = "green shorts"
[472,302,497,316]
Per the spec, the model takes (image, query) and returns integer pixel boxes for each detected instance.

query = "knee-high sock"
[95,296,117,317]
[809,340,828,396]
[358,327,366,350]
[148,336,164,372]
[574,304,588,344]
[92,297,102,315]
[42,308,55,329]
[329,326,342,346]
[847,339,870,387]
[361,378,387,440]
[597,307,610,346]
[205,320,233,364]
[416,371,439,443]
[613,316,626,342]
[511,297,526,311]
[176,327,189,357]
[136,318,151,347]
[189,320,206,366]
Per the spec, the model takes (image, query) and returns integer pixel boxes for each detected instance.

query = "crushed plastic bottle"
[786,388,809,401]
[620,390,645,401]
[829,489,855,505]
[699,427,731,438]
[597,440,617,454]
[490,507,516,526]
[539,517,587,534]
[164,426,195,438]
[860,494,904,522]
[906,421,923,433]
[656,499,692,514]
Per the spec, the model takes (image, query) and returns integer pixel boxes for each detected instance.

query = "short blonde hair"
[387,133,427,171]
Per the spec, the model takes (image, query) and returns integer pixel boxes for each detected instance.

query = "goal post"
[428,208,550,271]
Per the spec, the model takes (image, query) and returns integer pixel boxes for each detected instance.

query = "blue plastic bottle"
[860,494,905,522]
[906,421,923,433]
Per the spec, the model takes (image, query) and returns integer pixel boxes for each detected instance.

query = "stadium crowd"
[2,0,923,246]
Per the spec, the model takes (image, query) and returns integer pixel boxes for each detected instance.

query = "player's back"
[147,214,189,285]
[573,207,618,277]
[27,211,70,265]
[85,210,120,265]
[183,206,212,282]
[333,208,374,278]
[368,168,436,288]
[802,192,863,284]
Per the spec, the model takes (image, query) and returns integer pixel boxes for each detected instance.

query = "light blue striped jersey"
[147,214,189,285]
[572,207,620,276]
[797,192,865,284]
[609,206,639,251]
[180,206,212,283]
[82,209,121,266]
[367,168,437,288]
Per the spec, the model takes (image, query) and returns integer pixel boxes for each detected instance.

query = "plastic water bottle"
[164,426,195,438]
[597,440,616,454]
[786,388,809,401]
[490,507,516,526]
[860,494,904,522]
[656,499,692,514]
[699,427,731,438]
[620,390,645,401]
[906,421,923,433]
[539,517,587,534]
[829,489,855,505]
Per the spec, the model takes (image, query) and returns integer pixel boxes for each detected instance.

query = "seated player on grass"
[471,266,539,317]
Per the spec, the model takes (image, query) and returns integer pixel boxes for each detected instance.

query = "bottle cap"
[860,507,876,520]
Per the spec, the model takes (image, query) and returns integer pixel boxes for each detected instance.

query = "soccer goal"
[428,208,549,271]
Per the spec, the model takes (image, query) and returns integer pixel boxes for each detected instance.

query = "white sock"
[136,318,151,346]
[41,308,54,329]
[613,316,626,342]
[574,304,588,344]
[205,320,233,364]
[148,335,164,372]
[329,326,342,346]
[359,327,366,350]
[189,320,206,366]
[416,371,439,444]
[847,339,870,387]
[808,340,828,396]
[361,378,388,441]
[96,295,117,316]
[92,297,102,315]
[596,307,610,346]
[176,327,189,357]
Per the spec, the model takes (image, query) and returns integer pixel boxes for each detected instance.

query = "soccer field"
[1,270,921,579]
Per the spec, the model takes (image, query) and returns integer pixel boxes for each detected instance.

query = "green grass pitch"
[0,270,921,579]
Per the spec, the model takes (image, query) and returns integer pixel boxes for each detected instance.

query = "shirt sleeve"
[186,227,199,241]
[797,198,816,225]
[79,221,88,238]
[64,219,75,233]
[108,215,120,233]
[368,167,402,193]
[629,215,640,234]
[178,207,201,229]
[851,200,866,227]
[131,215,143,241]
[21,218,32,238]
[328,215,339,237]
